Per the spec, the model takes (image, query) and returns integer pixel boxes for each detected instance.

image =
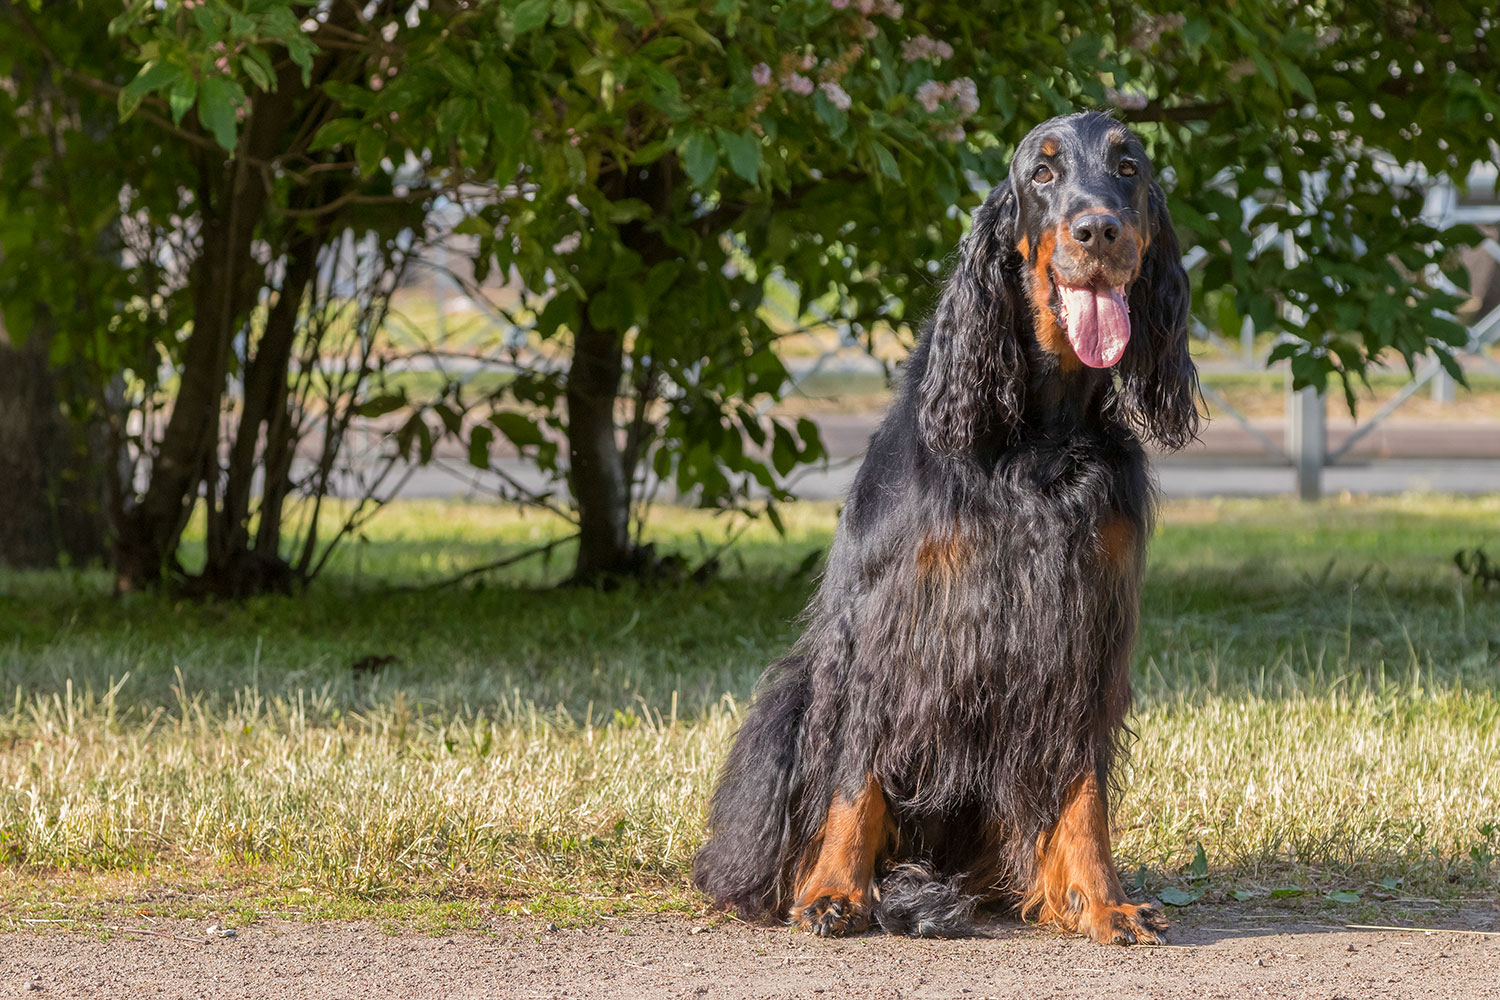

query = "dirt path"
[4,909,1499,999]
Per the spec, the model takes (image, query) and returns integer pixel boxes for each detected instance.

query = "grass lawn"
[1,496,1498,932]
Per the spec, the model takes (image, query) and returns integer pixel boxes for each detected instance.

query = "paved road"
[388,416,1500,503]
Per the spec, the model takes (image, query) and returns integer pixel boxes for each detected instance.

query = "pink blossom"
[937,124,966,143]
[950,77,979,115]
[800,53,817,71]
[859,19,878,38]
[901,36,954,63]
[782,72,815,96]
[752,62,772,86]
[819,80,852,111]
[1104,87,1148,111]
[883,1,903,16]
[915,80,945,112]
[830,0,850,7]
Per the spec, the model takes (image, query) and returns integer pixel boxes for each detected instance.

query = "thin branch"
[396,534,579,591]
[279,186,441,218]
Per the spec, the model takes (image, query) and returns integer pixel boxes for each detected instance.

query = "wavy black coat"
[694,117,1199,935]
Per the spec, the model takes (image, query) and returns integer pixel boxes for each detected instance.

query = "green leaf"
[197,75,245,151]
[119,61,182,121]
[1434,346,1468,386]
[468,425,494,470]
[491,411,545,448]
[356,128,386,177]
[716,128,762,185]
[309,118,360,151]
[108,0,150,37]
[1327,890,1361,904]
[601,0,654,28]
[1269,886,1305,899]
[813,89,848,139]
[1157,887,1202,906]
[1279,60,1316,102]
[354,392,407,418]
[1216,295,1241,340]
[1188,842,1208,879]
[536,292,578,338]
[765,502,785,537]
[770,422,797,477]
[1181,16,1211,49]
[871,142,901,181]
[1228,889,1256,902]
[511,0,551,33]
[795,417,823,462]
[168,76,198,126]
[240,47,276,92]
[680,131,718,189]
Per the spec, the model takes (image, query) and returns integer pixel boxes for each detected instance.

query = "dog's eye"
[1117,159,1138,177]
[1032,164,1053,184]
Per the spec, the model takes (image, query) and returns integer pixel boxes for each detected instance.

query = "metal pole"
[1281,230,1323,500]
[1431,364,1456,404]
[1286,379,1325,501]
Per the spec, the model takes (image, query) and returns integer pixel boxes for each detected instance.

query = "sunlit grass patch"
[2,495,1498,925]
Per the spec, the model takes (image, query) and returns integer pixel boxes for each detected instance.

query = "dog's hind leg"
[791,775,892,936]
[1023,772,1168,945]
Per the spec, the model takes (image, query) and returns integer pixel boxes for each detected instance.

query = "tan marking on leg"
[1023,774,1168,945]
[792,776,892,936]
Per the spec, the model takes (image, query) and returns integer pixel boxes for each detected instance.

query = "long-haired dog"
[693,112,1200,944]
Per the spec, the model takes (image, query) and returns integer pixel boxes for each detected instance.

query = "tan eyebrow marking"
[1040,137,1059,157]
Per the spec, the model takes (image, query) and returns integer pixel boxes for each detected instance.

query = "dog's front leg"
[790,775,891,936]
[1025,772,1168,945]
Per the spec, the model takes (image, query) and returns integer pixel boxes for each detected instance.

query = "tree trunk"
[563,165,683,584]
[111,9,357,593]
[113,177,253,591]
[0,312,110,568]
[566,310,637,583]
[201,219,328,597]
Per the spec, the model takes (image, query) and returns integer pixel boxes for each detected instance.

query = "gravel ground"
[4,909,1500,999]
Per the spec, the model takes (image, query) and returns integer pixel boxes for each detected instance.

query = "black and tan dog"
[693,112,1200,944]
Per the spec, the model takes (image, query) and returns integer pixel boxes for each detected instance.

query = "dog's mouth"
[1053,272,1131,369]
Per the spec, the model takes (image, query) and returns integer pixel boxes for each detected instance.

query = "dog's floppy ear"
[1113,180,1201,451]
[917,181,1028,456]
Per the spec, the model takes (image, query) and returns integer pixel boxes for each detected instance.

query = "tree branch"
[396,534,580,591]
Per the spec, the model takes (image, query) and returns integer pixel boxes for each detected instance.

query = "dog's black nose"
[1070,212,1121,248]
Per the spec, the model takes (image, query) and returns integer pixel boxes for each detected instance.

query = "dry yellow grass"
[2,496,1498,924]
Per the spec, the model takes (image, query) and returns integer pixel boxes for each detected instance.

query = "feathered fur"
[694,112,1200,941]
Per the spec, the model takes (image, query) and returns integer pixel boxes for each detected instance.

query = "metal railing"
[1176,172,1500,500]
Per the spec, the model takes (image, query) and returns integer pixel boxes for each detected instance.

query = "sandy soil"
[4,909,1499,1000]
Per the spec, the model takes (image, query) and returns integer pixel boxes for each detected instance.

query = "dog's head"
[918,111,1201,455]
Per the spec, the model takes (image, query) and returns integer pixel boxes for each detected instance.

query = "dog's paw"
[792,893,870,937]
[1080,900,1169,946]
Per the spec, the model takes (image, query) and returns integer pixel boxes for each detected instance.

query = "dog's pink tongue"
[1060,284,1130,368]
